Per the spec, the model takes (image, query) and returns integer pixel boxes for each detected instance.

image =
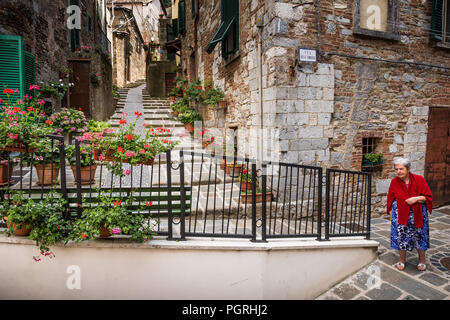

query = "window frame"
[353,0,400,41]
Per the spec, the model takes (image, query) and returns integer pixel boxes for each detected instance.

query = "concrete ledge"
[0,233,378,299]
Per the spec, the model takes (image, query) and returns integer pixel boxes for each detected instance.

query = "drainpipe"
[257,16,264,169]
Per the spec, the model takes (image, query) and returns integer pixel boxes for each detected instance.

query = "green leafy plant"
[65,144,96,167]
[0,88,53,150]
[203,86,225,108]
[112,84,120,99]
[1,191,70,253]
[72,191,154,243]
[39,81,71,99]
[239,169,252,183]
[59,66,71,74]
[23,138,61,166]
[178,109,202,124]
[89,73,100,86]
[87,120,111,133]
[363,153,383,164]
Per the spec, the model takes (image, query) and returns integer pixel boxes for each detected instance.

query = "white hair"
[393,157,411,170]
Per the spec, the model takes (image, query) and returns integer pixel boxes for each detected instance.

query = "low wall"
[0,235,378,299]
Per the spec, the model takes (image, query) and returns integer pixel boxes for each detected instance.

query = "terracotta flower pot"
[226,163,242,177]
[4,217,32,236]
[184,123,194,132]
[99,225,112,238]
[173,111,179,117]
[240,192,272,204]
[219,160,226,170]
[218,100,227,108]
[0,162,13,186]
[34,163,60,186]
[71,165,97,185]
[239,179,252,191]
[93,148,114,161]
[0,141,37,153]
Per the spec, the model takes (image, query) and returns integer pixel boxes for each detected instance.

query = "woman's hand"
[405,197,418,205]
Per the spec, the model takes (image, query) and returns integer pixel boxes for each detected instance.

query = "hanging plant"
[89,73,101,86]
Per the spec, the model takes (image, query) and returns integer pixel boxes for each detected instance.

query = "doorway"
[424,107,450,207]
[69,60,91,118]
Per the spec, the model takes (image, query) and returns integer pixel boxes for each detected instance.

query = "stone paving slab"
[316,205,450,300]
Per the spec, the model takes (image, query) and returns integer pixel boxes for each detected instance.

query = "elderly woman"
[387,157,433,271]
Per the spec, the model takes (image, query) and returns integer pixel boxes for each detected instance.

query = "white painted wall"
[0,236,378,299]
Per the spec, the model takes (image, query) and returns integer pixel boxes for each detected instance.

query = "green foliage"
[1,191,69,253]
[39,81,71,99]
[65,144,96,167]
[178,109,202,124]
[363,153,383,164]
[239,168,252,183]
[112,84,120,99]
[72,191,154,243]
[87,120,111,133]
[203,86,225,108]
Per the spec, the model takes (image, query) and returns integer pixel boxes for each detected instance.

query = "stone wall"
[176,0,450,215]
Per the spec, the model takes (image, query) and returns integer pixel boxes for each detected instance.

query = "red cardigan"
[386,173,433,228]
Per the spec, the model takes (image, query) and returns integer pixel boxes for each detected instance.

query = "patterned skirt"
[390,199,430,251]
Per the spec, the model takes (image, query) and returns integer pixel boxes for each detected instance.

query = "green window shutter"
[23,52,35,97]
[222,0,239,57]
[206,0,238,55]
[173,18,179,37]
[167,22,174,41]
[205,18,235,53]
[0,35,24,104]
[431,0,444,40]
[178,0,186,35]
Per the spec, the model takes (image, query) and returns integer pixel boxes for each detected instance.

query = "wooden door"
[425,107,450,207]
[69,61,90,117]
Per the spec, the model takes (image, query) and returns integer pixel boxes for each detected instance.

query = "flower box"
[34,163,60,186]
[225,163,242,177]
[3,217,32,237]
[0,142,37,153]
[239,179,252,191]
[71,165,97,185]
[184,123,194,132]
[0,161,13,186]
[240,192,272,204]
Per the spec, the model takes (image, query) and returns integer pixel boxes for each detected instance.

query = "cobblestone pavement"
[316,205,450,300]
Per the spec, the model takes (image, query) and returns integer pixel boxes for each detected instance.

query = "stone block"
[299,127,323,138]
[394,134,404,145]
[294,100,305,112]
[287,113,309,126]
[376,179,391,194]
[389,144,398,153]
[279,127,298,140]
[316,150,330,161]
[309,74,334,88]
[404,134,419,143]
[299,151,314,164]
[311,138,329,150]
[290,139,311,151]
[318,113,331,125]
[412,106,429,116]
[308,114,318,125]
[297,72,308,86]
[305,100,334,113]
[331,152,343,164]
[317,63,334,75]
[298,87,322,100]
[322,88,334,101]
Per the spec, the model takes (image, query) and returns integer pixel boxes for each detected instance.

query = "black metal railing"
[0,137,372,242]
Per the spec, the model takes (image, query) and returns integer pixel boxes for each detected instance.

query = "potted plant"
[23,139,61,186]
[362,152,383,171]
[39,81,71,100]
[112,84,120,108]
[49,108,88,144]
[203,86,225,109]
[240,188,272,204]
[81,45,92,53]
[178,109,202,133]
[226,162,242,177]
[89,73,100,86]
[66,145,97,185]
[0,87,52,153]
[238,169,253,191]
[0,151,13,186]
[59,66,71,79]
[2,191,72,252]
[170,97,190,117]
[73,192,154,241]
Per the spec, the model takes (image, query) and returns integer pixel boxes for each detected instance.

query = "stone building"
[171,0,450,212]
[107,5,146,87]
[0,0,114,121]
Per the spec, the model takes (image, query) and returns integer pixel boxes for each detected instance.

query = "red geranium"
[125,134,134,140]
[119,119,127,125]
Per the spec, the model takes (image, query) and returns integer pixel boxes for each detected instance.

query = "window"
[206,0,239,58]
[178,0,186,35]
[361,137,383,171]
[70,0,81,52]
[353,0,400,41]
[431,0,450,43]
